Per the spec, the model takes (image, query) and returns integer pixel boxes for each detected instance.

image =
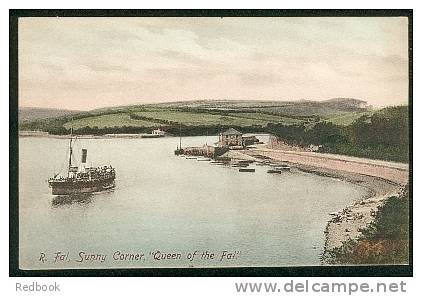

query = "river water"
[18,135,368,269]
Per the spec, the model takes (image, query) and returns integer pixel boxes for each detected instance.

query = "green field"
[61,108,356,131]
[63,113,160,129]
[324,111,373,126]
[227,112,304,124]
[21,98,373,135]
[133,110,299,126]
[19,101,408,164]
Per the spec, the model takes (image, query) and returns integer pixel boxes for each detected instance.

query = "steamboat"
[48,128,116,195]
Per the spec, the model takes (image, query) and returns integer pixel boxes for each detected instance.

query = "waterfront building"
[218,128,243,148]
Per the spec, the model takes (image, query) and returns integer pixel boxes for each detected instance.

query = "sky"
[18,17,409,110]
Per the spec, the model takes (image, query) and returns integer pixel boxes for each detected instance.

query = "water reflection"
[51,193,94,207]
[20,136,367,268]
[51,187,116,207]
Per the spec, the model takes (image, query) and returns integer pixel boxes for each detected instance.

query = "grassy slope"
[227,112,303,124]
[324,111,374,126]
[132,110,301,126]
[63,113,160,129]
[20,99,371,132]
[19,107,83,122]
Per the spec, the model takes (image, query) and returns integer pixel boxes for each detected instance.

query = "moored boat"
[174,126,184,155]
[48,127,116,195]
[277,164,291,171]
[141,128,165,138]
[238,160,254,164]
[239,168,255,172]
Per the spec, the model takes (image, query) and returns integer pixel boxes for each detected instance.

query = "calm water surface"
[19,135,368,269]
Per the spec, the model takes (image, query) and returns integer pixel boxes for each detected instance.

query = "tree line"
[19,105,409,163]
[267,106,408,162]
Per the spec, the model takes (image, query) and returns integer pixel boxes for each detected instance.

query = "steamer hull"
[48,128,116,196]
[49,178,115,195]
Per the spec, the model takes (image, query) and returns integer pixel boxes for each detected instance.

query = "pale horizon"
[19,17,409,111]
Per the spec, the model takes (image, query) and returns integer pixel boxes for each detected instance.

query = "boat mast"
[67,119,73,177]
[179,125,182,149]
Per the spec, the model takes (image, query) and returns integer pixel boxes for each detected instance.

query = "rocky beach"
[238,147,408,257]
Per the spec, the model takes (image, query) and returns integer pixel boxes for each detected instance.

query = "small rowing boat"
[239,168,255,172]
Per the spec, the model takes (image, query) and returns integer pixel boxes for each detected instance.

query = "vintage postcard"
[12,11,411,274]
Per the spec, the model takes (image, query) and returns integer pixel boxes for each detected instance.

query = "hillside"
[152,98,369,116]
[267,105,409,162]
[19,107,84,122]
[19,98,371,135]
[18,101,408,162]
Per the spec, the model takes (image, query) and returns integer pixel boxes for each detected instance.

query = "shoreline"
[237,148,407,257]
[18,131,171,139]
[20,131,408,257]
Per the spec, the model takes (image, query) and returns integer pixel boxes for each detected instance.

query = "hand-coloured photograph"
[11,10,411,274]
